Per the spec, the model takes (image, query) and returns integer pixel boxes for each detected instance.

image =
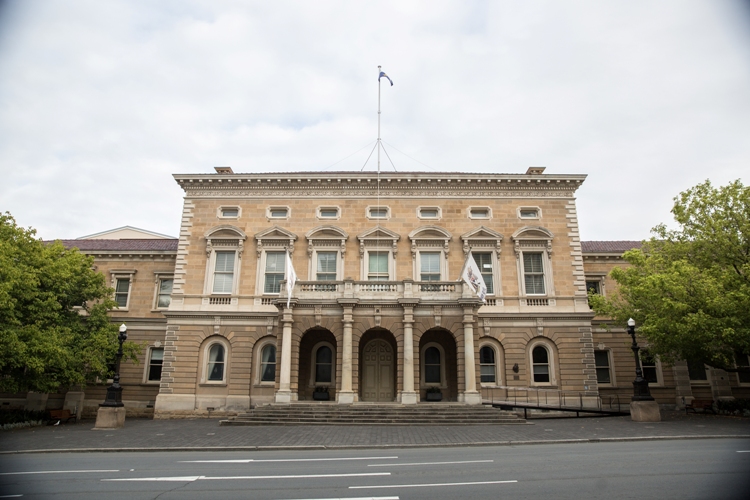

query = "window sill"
[141,382,161,386]
[254,382,275,388]
[199,382,227,387]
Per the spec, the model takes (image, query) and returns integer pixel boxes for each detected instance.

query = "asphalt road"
[1,439,749,500]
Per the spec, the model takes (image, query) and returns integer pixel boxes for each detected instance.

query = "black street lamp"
[627,318,654,401]
[101,323,128,407]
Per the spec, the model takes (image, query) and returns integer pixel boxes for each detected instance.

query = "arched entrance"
[359,329,396,402]
[298,327,337,401]
[419,328,458,401]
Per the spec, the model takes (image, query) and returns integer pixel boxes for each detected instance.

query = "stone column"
[337,299,358,404]
[399,299,419,404]
[459,300,482,405]
[275,303,295,403]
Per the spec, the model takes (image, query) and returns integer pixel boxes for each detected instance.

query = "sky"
[1,0,748,241]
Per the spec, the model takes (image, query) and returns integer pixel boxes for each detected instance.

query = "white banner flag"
[286,250,297,308]
[461,253,487,302]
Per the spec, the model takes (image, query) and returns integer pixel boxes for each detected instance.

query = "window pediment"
[461,226,503,257]
[255,225,298,257]
[511,226,554,258]
[205,225,247,258]
[409,225,452,258]
[306,225,348,257]
[357,225,400,256]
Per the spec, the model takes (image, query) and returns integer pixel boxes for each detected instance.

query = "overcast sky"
[1,0,748,241]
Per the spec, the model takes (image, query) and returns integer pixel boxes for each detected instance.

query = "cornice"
[173,172,586,199]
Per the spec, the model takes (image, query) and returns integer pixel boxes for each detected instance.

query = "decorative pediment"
[408,225,452,258]
[511,226,554,258]
[255,225,298,257]
[461,226,503,257]
[357,226,400,257]
[204,225,247,258]
[306,226,348,257]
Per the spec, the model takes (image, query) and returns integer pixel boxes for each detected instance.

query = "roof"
[54,239,179,252]
[581,241,642,253]
[77,226,176,240]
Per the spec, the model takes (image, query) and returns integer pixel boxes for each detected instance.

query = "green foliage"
[0,212,141,393]
[716,398,750,413]
[590,180,750,369]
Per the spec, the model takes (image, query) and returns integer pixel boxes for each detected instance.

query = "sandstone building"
[7,167,748,418]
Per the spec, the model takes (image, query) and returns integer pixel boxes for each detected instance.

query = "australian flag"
[379,71,393,86]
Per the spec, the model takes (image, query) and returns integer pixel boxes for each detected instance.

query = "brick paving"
[1,411,748,454]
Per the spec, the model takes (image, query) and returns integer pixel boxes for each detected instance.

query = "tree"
[0,212,140,394]
[590,180,750,370]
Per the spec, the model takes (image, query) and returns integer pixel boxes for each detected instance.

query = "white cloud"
[0,0,748,240]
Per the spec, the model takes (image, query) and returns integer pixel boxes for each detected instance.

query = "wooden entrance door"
[361,339,394,401]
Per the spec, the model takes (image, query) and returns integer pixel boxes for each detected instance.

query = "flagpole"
[377,65,381,174]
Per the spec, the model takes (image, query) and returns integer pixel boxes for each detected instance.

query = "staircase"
[220,402,526,426]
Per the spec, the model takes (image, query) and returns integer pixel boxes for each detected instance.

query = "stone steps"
[221,403,526,426]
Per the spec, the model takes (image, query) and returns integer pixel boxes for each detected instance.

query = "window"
[368,251,389,281]
[114,278,130,307]
[317,207,340,219]
[420,252,441,281]
[735,352,750,384]
[586,280,601,295]
[472,252,494,294]
[315,345,333,384]
[424,346,441,384]
[687,359,708,381]
[147,347,164,382]
[156,278,173,308]
[212,251,236,294]
[207,344,225,382]
[219,206,240,218]
[368,206,389,219]
[523,253,546,295]
[260,344,276,383]
[418,207,441,220]
[480,346,496,383]
[519,207,540,219]
[268,206,289,219]
[469,207,491,219]
[532,345,550,383]
[316,251,337,280]
[594,350,611,384]
[264,251,286,294]
[640,349,659,384]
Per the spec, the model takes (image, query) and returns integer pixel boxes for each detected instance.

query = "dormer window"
[368,206,390,220]
[469,207,491,219]
[519,207,540,219]
[268,207,289,219]
[418,207,441,220]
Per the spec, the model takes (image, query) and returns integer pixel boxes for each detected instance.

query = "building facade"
[6,168,748,418]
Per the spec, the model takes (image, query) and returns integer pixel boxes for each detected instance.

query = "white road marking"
[0,495,23,498]
[0,470,119,476]
[280,497,398,500]
[350,480,517,489]
[737,450,750,453]
[103,472,390,482]
[180,456,398,463]
[368,460,492,467]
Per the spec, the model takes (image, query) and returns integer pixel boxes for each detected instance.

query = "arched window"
[315,346,333,384]
[532,345,550,383]
[207,344,225,382]
[260,344,276,382]
[424,346,441,384]
[479,346,496,383]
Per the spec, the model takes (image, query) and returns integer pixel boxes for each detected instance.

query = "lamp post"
[101,324,128,407]
[627,318,654,401]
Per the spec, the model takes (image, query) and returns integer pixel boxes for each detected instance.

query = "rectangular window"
[269,207,289,218]
[586,280,601,295]
[471,252,494,295]
[520,208,539,218]
[523,252,546,295]
[735,352,750,384]
[264,251,286,294]
[419,207,440,219]
[369,207,388,219]
[420,252,441,281]
[147,348,164,382]
[114,278,130,307]
[640,350,658,384]
[469,207,490,219]
[594,350,611,384]
[368,251,389,281]
[157,278,173,308]
[687,359,708,381]
[318,207,339,218]
[221,207,239,218]
[212,251,235,294]
[316,252,337,281]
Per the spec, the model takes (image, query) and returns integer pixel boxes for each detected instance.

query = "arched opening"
[358,328,397,402]
[419,328,458,401]
[298,328,337,401]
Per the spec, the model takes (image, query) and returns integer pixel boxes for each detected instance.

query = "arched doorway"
[359,329,396,402]
[419,328,458,401]
[298,327,337,401]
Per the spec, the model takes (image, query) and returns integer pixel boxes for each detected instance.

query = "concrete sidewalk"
[1,411,748,454]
